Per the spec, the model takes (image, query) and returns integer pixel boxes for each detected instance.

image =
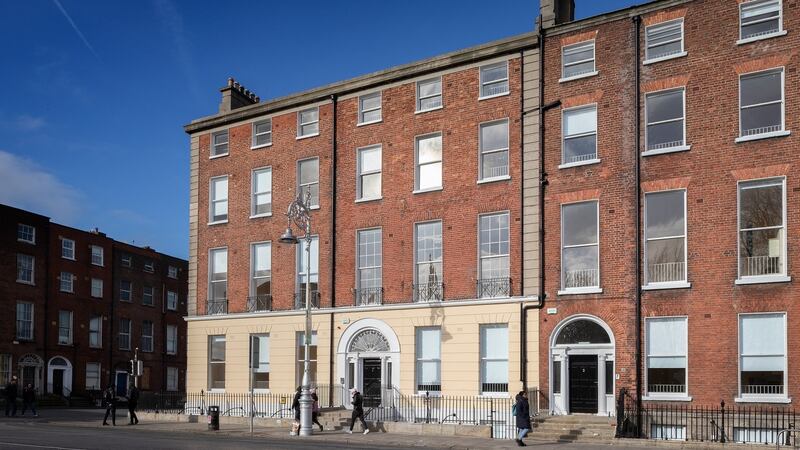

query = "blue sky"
[0,0,637,259]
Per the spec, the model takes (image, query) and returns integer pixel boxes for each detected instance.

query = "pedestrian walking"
[514,390,531,447]
[290,386,301,436]
[4,376,18,417]
[21,384,37,417]
[346,388,369,435]
[311,388,323,431]
[127,385,139,425]
[102,385,117,426]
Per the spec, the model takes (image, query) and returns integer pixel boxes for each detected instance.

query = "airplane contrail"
[52,0,100,59]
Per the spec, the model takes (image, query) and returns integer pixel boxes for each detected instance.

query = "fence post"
[719,401,726,443]
[200,390,205,416]
[615,388,626,438]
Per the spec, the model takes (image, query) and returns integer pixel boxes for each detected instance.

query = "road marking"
[0,442,86,450]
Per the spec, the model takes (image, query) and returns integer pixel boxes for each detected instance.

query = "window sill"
[479,91,510,101]
[559,71,599,83]
[642,51,688,66]
[62,256,76,261]
[17,239,35,245]
[735,130,790,143]
[355,196,382,204]
[309,205,320,211]
[166,352,177,356]
[415,392,442,397]
[207,220,228,226]
[477,175,511,184]
[641,145,691,157]
[89,346,102,350]
[209,153,229,160]
[735,275,791,285]
[91,263,104,267]
[249,213,272,219]
[90,296,102,300]
[208,389,226,393]
[57,343,73,347]
[557,287,603,296]
[357,119,382,127]
[735,396,791,404]
[60,290,74,294]
[642,395,692,402]
[642,282,691,291]
[415,106,443,115]
[413,187,443,194]
[558,158,601,170]
[296,132,319,140]
[16,280,35,286]
[478,392,510,399]
[736,30,787,46]
[250,143,272,150]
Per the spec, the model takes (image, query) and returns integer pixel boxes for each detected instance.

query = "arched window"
[349,329,390,353]
[555,320,611,345]
[50,357,69,366]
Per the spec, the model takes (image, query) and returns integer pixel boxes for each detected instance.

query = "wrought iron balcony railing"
[206,298,228,315]
[354,287,383,306]
[648,383,686,394]
[246,294,272,312]
[293,291,320,310]
[413,282,444,303]
[564,268,599,289]
[476,277,511,299]
[647,261,685,284]
[740,255,782,277]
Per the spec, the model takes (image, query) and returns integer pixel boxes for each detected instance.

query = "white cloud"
[0,150,83,222]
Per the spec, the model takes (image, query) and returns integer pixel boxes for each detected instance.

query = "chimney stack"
[218,77,260,114]
[540,0,575,29]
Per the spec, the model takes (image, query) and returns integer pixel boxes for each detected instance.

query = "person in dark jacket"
[102,386,117,426]
[310,388,323,431]
[346,388,369,434]
[21,384,37,417]
[4,376,18,417]
[291,386,302,421]
[127,385,139,425]
[514,391,531,446]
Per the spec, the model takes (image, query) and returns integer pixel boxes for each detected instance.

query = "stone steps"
[529,415,616,443]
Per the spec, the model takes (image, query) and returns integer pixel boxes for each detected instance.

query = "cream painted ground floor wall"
[185,298,540,398]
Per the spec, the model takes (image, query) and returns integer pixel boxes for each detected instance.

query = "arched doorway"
[18,354,43,393]
[47,356,72,397]
[337,319,400,408]
[550,315,615,416]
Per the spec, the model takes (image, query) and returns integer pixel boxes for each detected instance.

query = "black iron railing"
[476,278,511,298]
[413,283,444,302]
[206,298,227,315]
[293,291,320,310]
[246,294,272,312]
[354,287,383,306]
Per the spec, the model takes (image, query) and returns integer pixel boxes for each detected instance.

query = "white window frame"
[166,325,178,355]
[560,104,599,168]
[168,265,178,279]
[738,0,785,45]
[250,241,272,297]
[478,119,510,182]
[208,335,226,391]
[479,61,510,99]
[141,320,154,352]
[167,290,178,311]
[414,132,443,193]
[295,236,319,300]
[297,157,320,208]
[357,91,382,125]
[477,211,510,292]
[211,130,229,158]
[252,118,272,149]
[16,254,34,284]
[297,107,319,138]
[166,367,179,391]
[415,327,441,394]
[479,324,509,396]
[356,228,383,299]
[735,177,789,284]
[559,200,601,295]
[560,40,597,82]
[736,68,788,143]
[208,247,228,302]
[295,331,318,386]
[644,88,689,156]
[356,145,382,201]
[143,260,154,273]
[60,271,74,293]
[118,319,131,350]
[416,76,443,113]
[16,302,34,340]
[209,175,229,224]
[250,334,270,391]
[414,220,444,302]
[142,285,154,306]
[250,166,272,218]
[643,316,690,401]
[644,19,686,64]
[120,280,132,302]
[643,189,690,289]
[121,254,132,268]
[91,245,104,266]
[85,363,101,391]
[737,312,788,403]
[91,278,103,298]
[89,316,102,349]
[58,310,73,345]
[17,224,35,244]
[61,238,75,260]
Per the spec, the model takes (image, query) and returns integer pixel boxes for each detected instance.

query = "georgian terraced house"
[184,0,799,428]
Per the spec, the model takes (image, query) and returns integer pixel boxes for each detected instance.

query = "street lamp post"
[279,191,314,437]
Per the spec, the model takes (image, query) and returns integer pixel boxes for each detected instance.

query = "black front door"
[52,369,64,396]
[568,355,598,413]
[362,359,381,407]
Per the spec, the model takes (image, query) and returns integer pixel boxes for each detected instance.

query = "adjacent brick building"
[1,204,187,399]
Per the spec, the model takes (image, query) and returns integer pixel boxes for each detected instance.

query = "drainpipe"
[633,14,643,438]
[43,222,50,392]
[328,93,338,406]
[109,246,116,387]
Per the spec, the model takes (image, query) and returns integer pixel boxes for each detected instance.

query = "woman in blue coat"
[514,391,531,446]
